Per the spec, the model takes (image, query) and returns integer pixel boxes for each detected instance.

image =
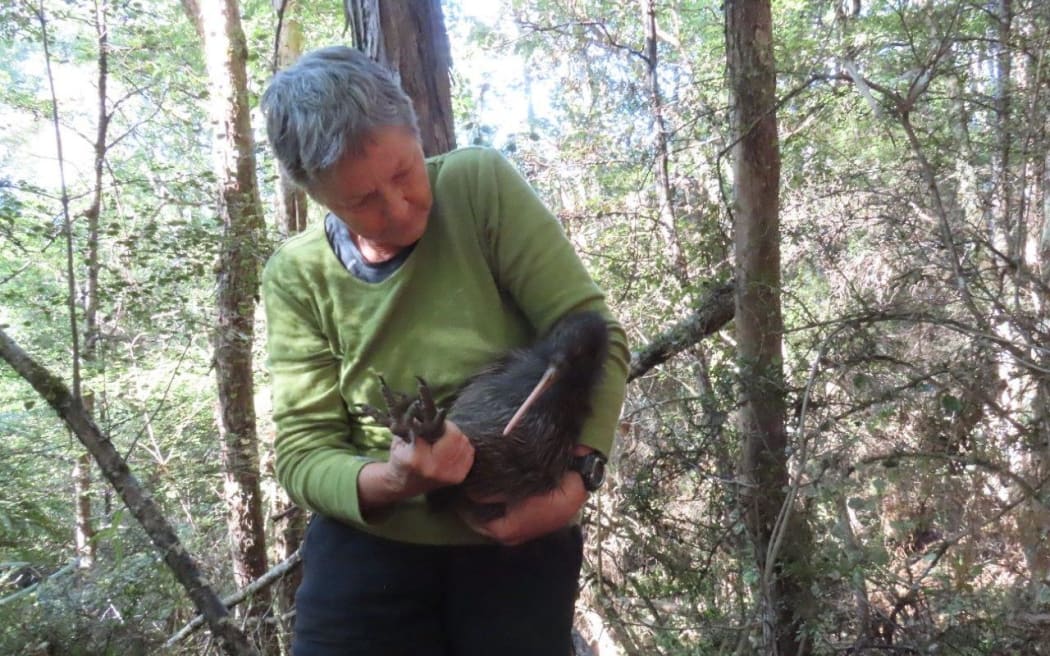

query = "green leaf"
[941,394,962,415]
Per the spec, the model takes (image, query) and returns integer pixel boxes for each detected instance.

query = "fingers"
[465,473,588,545]
[388,420,475,495]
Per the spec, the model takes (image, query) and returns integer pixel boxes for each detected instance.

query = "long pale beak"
[502,363,560,436]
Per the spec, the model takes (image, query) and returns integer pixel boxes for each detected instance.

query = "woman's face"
[312,126,433,261]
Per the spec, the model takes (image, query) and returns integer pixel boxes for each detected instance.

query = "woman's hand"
[387,419,475,495]
[464,469,589,546]
[358,420,475,516]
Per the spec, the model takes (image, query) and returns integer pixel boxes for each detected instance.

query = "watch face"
[588,457,605,489]
[578,453,606,491]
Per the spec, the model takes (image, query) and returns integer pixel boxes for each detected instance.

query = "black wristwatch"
[570,452,607,492]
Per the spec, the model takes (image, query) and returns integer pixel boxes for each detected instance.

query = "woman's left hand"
[464,469,589,546]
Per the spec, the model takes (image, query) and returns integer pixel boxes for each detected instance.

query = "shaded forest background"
[2,0,1049,654]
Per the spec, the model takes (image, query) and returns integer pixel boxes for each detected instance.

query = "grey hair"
[261,45,419,188]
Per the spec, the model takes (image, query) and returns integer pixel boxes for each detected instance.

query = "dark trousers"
[293,515,583,656]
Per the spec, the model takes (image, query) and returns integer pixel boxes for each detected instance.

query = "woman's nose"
[381,186,410,221]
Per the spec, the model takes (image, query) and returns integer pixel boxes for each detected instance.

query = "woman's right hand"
[387,420,475,496]
[357,421,475,515]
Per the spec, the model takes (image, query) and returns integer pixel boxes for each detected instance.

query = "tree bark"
[191,0,270,631]
[274,0,308,236]
[346,0,456,156]
[72,450,94,567]
[0,330,258,656]
[1028,12,1050,598]
[269,2,308,639]
[73,0,114,570]
[641,0,690,288]
[725,0,813,653]
[627,281,735,382]
[994,0,1018,270]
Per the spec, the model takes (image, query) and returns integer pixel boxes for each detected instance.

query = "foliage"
[2,0,1050,654]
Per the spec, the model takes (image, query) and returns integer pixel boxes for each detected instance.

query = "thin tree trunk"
[190,0,270,643]
[270,5,308,644]
[1027,29,1050,597]
[272,505,305,645]
[725,0,813,653]
[72,451,94,567]
[276,168,307,235]
[1043,146,1050,282]
[627,281,735,382]
[642,0,690,288]
[274,0,307,236]
[835,492,874,646]
[73,0,113,570]
[995,0,1018,272]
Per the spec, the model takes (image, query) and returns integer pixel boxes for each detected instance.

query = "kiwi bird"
[361,311,609,521]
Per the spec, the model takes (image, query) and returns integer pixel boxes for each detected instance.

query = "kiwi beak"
[501,363,560,436]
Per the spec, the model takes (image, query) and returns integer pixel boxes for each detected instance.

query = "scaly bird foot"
[408,376,447,443]
[355,375,417,442]
[355,375,447,444]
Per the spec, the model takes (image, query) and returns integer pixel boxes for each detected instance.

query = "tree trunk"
[1043,139,1050,284]
[190,0,270,638]
[72,451,94,567]
[346,0,456,156]
[73,0,113,571]
[1027,17,1050,599]
[276,166,308,236]
[275,0,308,236]
[269,3,308,646]
[641,0,690,288]
[725,0,813,653]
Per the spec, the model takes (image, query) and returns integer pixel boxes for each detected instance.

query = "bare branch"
[34,1,82,400]
[166,550,303,647]
[627,281,735,382]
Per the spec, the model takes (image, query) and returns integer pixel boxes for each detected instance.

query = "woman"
[261,45,628,655]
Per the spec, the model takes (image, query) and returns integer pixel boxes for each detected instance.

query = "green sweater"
[262,146,629,545]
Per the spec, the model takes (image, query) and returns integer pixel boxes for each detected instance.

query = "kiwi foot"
[356,375,447,444]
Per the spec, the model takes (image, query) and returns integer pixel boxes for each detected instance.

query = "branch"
[180,0,205,40]
[515,18,648,63]
[627,281,735,382]
[0,329,257,656]
[858,450,1047,507]
[166,550,303,647]
[34,1,81,399]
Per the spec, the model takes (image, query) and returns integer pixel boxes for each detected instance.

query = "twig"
[165,550,303,647]
[34,0,81,400]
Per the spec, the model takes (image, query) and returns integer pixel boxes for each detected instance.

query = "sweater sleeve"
[262,253,371,526]
[470,148,629,457]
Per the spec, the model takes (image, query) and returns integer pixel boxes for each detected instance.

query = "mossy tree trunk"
[185,0,271,646]
[725,0,814,653]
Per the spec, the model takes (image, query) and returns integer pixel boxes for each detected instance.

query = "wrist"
[358,461,415,516]
[379,460,422,499]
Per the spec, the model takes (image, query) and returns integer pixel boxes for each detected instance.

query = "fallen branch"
[0,329,257,656]
[627,281,735,382]
[0,560,76,607]
[166,550,303,647]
